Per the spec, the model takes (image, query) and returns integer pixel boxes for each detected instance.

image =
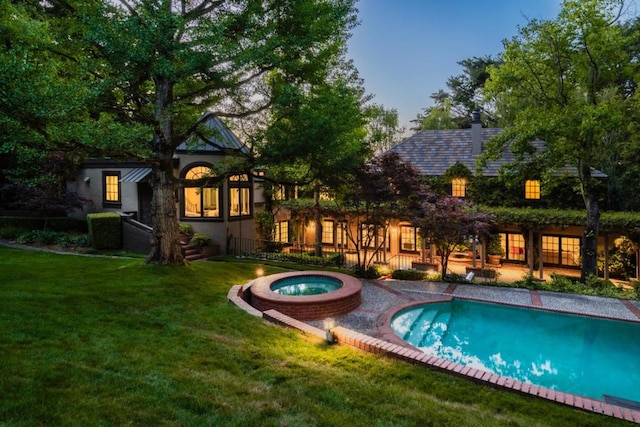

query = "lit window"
[452,178,466,198]
[105,175,119,201]
[360,224,390,250]
[229,174,249,182]
[504,233,525,261]
[525,180,540,199]
[561,237,580,266]
[320,191,333,201]
[273,185,286,201]
[400,225,418,252]
[274,221,289,243]
[103,172,121,207]
[229,174,251,217]
[322,220,334,244]
[183,165,220,218]
[360,224,375,248]
[542,235,581,266]
[336,222,348,247]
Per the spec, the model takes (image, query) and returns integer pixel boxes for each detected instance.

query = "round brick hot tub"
[249,271,362,320]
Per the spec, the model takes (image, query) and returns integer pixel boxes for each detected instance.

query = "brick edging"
[228,283,640,423]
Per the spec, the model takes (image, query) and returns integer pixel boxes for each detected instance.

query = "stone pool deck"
[308,279,640,338]
[229,279,640,423]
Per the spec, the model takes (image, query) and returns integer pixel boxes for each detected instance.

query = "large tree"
[332,152,429,273]
[364,104,405,154]
[412,196,494,277]
[1,0,357,264]
[259,62,369,256]
[482,0,635,281]
[412,56,500,130]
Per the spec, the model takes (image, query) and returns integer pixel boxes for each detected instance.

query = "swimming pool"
[391,299,640,403]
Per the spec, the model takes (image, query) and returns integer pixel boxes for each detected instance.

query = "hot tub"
[249,271,362,320]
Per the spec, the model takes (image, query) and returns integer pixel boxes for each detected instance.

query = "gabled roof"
[388,127,606,178]
[176,113,247,154]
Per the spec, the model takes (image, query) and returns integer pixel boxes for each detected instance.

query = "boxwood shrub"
[87,213,121,249]
[392,269,427,281]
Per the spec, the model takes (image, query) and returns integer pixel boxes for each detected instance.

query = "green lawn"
[0,246,630,426]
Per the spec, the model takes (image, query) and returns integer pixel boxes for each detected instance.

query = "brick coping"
[228,282,640,423]
[248,271,362,320]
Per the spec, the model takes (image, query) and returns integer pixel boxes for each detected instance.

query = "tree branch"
[184,0,225,21]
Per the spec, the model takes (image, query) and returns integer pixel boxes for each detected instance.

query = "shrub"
[329,253,346,268]
[0,216,87,232]
[247,251,345,268]
[392,269,426,280]
[87,213,121,250]
[443,273,470,283]
[466,267,497,279]
[353,265,381,279]
[486,234,505,256]
[514,272,540,290]
[633,280,640,299]
[259,240,285,253]
[16,229,60,245]
[57,233,92,248]
[0,226,26,239]
[179,223,194,238]
[189,232,212,248]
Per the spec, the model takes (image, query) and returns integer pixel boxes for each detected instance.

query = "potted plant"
[188,232,219,257]
[189,232,212,248]
[178,223,194,244]
[486,234,504,265]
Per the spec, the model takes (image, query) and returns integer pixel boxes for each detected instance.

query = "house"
[387,110,618,276]
[267,111,638,280]
[67,113,263,254]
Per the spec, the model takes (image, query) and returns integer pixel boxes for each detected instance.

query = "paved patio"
[306,277,640,338]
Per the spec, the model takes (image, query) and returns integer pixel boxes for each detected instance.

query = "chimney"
[471,108,482,155]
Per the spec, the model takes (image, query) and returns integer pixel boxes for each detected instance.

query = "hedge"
[482,207,640,234]
[0,216,88,233]
[87,213,121,250]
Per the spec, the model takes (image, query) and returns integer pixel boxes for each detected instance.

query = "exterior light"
[256,267,264,277]
[323,317,336,344]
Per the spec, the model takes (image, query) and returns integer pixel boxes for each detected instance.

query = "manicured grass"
[0,246,631,426]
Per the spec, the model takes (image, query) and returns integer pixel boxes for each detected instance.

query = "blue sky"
[347,0,562,132]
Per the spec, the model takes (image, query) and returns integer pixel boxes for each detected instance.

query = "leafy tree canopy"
[412,55,500,130]
[0,0,359,264]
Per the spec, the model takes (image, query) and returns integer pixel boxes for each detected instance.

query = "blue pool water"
[391,300,640,402]
[271,275,343,296]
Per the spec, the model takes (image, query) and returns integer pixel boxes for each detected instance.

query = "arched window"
[182,165,221,218]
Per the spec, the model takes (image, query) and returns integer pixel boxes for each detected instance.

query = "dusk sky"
[346,0,563,133]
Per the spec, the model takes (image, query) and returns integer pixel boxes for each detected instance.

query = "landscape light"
[323,318,336,344]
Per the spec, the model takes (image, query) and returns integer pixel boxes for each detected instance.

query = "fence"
[228,237,430,271]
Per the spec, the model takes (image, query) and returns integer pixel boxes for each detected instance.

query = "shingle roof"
[388,128,606,178]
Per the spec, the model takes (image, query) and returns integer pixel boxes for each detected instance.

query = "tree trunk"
[579,160,600,282]
[146,76,186,265]
[147,162,185,265]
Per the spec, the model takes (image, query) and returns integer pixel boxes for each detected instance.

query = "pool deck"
[307,279,640,338]
[230,278,640,423]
